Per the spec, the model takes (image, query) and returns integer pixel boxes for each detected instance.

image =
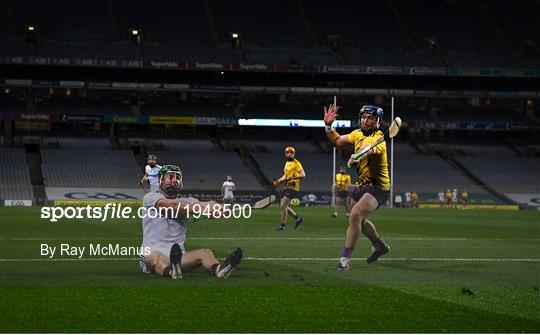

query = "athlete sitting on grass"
[139,165,243,279]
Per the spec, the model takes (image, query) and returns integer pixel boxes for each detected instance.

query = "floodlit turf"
[0,206,539,332]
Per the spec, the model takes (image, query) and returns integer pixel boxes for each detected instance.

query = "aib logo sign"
[65,193,137,200]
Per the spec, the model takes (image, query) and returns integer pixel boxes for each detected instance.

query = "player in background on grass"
[332,166,351,218]
[140,154,162,193]
[461,190,468,208]
[445,189,452,207]
[437,190,445,207]
[221,175,236,203]
[272,146,305,231]
[404,191,412,208]
[324,104,391,270]
[452,188,458,209]
[411,191,419,208]
[139,164,243,279]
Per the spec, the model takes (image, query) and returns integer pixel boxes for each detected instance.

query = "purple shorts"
[281,188,299,199]
[350,184,390,208]
[336,189,349,199]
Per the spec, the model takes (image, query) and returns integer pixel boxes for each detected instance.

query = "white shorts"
[139,243,185,274]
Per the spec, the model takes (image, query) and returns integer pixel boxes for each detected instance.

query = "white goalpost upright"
[390,96,395,209]
[331,95,337,207]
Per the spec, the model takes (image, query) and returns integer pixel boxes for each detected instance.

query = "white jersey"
[145,165,162,190]
[405,192,411,202]
[139,190,197,273]
[222,181,235,199]
[437,192,445,202]
[141,190,197,250]
[452,190,458,203]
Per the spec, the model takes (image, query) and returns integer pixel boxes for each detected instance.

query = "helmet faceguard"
[359,105,384,133]
[158,164,183,195]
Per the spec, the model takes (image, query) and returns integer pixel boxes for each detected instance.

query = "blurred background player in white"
[395,193,403,208]
[404,191,412,208]
[221,175,236,203]
[437,190,445,207]
[324,104,391,270]
[332,166,351,218]
[452,188,458,208]
[140,154,161,193]
[273,146,305,231]
[139,164,243,279]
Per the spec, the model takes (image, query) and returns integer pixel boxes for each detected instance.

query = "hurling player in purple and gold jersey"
[324,104,391,270]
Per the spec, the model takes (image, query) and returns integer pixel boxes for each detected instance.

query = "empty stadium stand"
[0,0,538,67]
[392,143,486,194]
[0,148,34,200]
[41,147,140,188]
[149,139,264,191]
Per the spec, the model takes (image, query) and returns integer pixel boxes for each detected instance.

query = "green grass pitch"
[0,206,539,333]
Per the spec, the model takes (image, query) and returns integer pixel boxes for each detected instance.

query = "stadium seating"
[11,0,113,42]
[0,94,27,113]
[116,0,214,45]
[142,138,263,191]
[241,103,322,119]
[450,145,540,194]
[0,0,538,67]
[0,148,34,200]
[244,47,338,65]
[38,97,131,115]
[436,106,530,123]
[141,101,232,117]
[211,0,310,45]
[41,148,141,188]
[393,143,485,194]
[141,43,239,63]
[153,150,264,192]
[41,137,111,148]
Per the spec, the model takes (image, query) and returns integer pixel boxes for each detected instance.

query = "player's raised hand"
[323,104,339,126]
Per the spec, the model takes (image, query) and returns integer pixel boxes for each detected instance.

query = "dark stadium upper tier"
[0,0,538,68]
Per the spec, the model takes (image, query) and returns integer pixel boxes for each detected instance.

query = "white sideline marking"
[0,257,539,262]
[2,237,539,241]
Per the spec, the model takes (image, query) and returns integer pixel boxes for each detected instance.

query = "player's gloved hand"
[348,153,362,166]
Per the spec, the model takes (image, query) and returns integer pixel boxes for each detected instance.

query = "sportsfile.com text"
[40,203,252,222]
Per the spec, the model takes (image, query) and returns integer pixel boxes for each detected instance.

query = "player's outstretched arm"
[323,104,352,149]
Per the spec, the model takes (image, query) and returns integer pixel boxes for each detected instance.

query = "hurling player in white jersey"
[140,155,162,192]
[221,175,236,203]
[139,164,243,279]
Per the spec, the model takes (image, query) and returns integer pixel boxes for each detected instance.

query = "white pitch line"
[1,237,539,241]
[0,257,539,262]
